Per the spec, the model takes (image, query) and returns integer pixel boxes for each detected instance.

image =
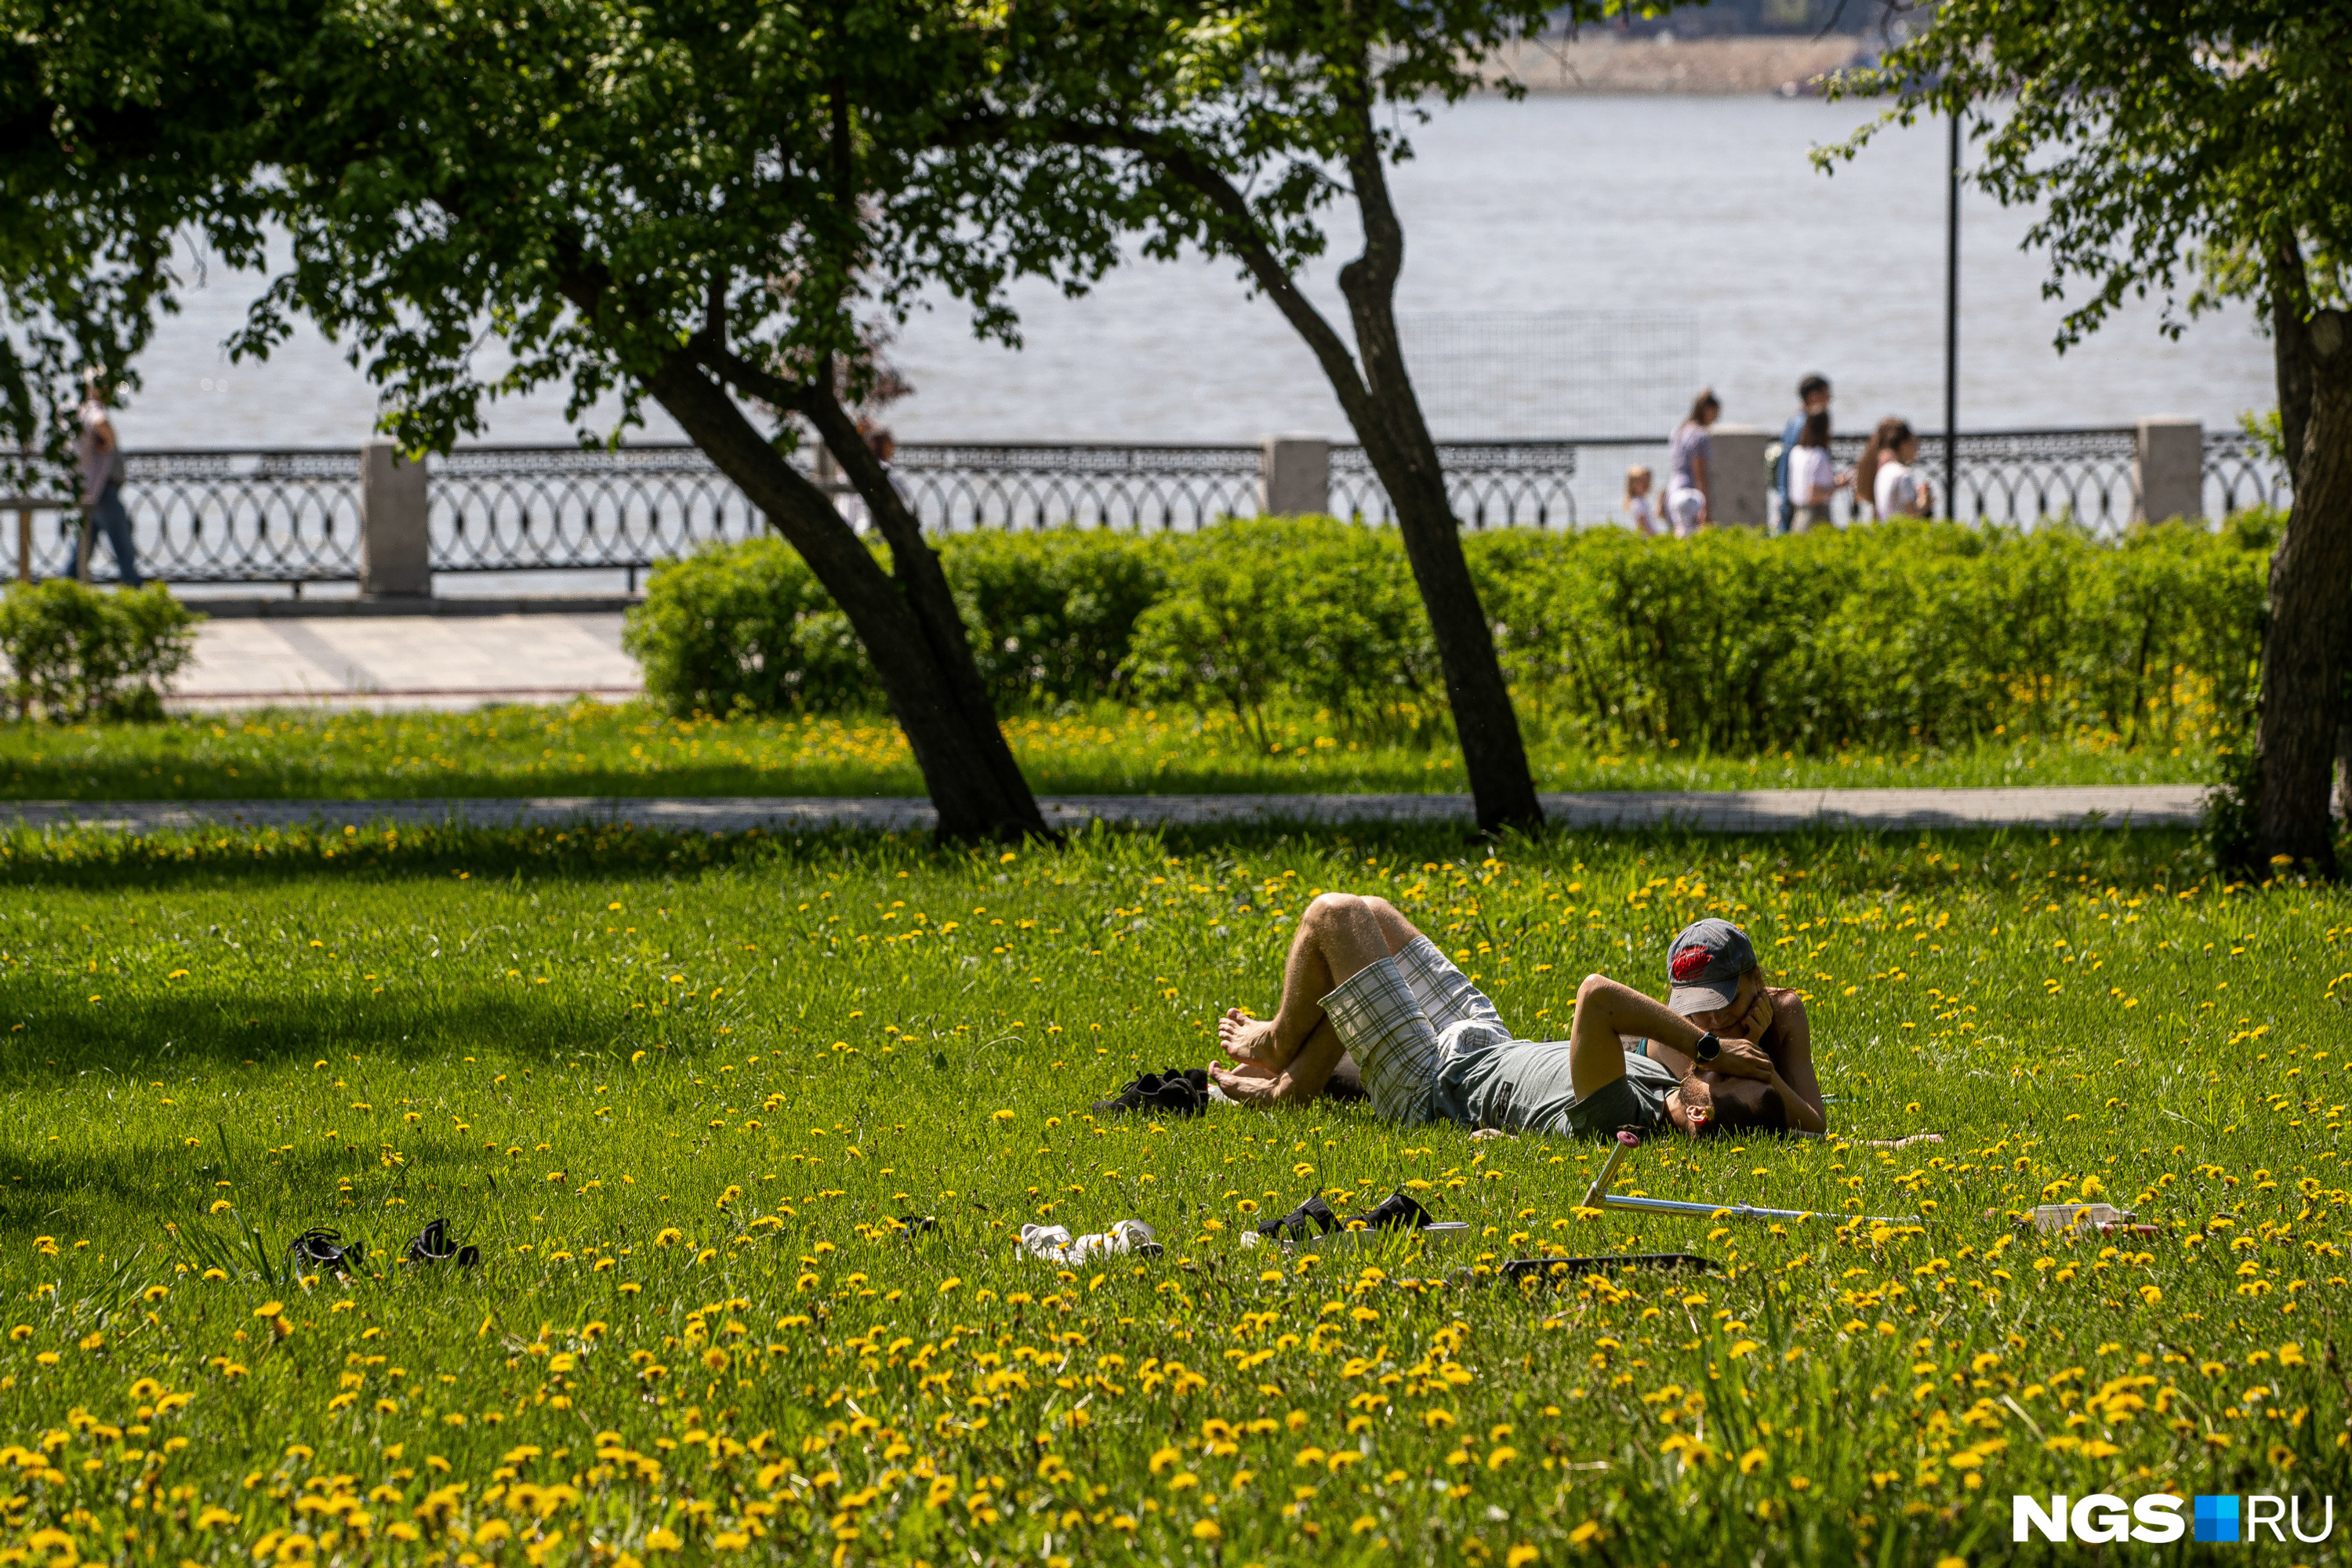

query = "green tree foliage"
[8,0,1151,838]
[0,0,299,480]
[1824,0,2352,874]
[983,0,1677,829]
[244,0,1149,838]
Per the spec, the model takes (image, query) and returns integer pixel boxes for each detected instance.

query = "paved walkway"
[8,786,2209,836]
[171,612,640,710]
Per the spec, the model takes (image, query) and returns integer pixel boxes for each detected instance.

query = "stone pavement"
[171,612,640,710]
[9,785,2209,837]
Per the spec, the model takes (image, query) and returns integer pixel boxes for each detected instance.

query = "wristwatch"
[1693,1031,1721,1064]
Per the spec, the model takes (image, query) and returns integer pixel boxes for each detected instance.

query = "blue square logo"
[2195,1494,2240,1544]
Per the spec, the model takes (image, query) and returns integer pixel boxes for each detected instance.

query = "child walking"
[1624,464,1659,537]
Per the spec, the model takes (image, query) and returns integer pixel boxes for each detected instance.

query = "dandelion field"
[1,819,2345,1567]
[0,702,2216,804]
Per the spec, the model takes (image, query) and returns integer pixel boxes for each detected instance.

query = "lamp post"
[1943,107,1961,520]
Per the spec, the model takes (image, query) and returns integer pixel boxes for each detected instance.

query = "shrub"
[622,537,868,717]
[1468,518,2267,755]
[1123,518,1443,747]
[626,517,2270,754]
[0,579,201,721]
[941,530,1173,709]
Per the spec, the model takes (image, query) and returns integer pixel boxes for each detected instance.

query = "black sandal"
[1088,1067,1209,1118]
[1256,1195,1338,1243]
[289,1228,363,1272]
[1341,1191,1434,1233]
[405,1218,481,1267]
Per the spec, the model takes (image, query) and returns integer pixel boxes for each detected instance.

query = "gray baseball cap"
[1666,918,1755,1016]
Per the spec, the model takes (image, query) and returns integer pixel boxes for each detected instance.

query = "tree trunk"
[644,352,1052,841]
[1332,117,1542,833]
[2252,306,2352,876]
[1091,100,1542,829]
[796,379,1048,831]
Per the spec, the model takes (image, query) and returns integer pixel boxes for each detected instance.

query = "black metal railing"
[430,445,771,575]
[2199,427,2292,517]
[894,444,1262,532]
[0,427,2292,588]
[1330,441,1581,528]
[6,448,364,586]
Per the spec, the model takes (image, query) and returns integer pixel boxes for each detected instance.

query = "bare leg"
[1218,895,1425,1068]
[1210,895,1393,1103]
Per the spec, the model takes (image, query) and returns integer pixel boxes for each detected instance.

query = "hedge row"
[0,580,202,721]
[624,515,2274,754]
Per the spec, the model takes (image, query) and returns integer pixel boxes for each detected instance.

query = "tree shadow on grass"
[0,1121,522,1259]
[0,818,945,897]
[0,815,2220,901]
[2,988,634,1088]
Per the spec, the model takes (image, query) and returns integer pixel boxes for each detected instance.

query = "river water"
[122,95,2274,451]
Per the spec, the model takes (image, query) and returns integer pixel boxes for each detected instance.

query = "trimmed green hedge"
[625,515,2273,754]
[0,580,202,722]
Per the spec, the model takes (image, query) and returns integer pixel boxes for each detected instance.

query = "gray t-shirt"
[1431,1038,1679,1138]
[1668,421,1710,492]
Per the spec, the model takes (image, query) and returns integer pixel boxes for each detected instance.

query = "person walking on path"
[1774,374,1831,533]
[69,376,140,587]
[1784,411,1842,532]
[1867,419,1934,520]
[1664,390,1719,539]
[1853,416,1918,523]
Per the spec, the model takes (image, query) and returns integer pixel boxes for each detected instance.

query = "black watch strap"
[1694,1031,1720,1062]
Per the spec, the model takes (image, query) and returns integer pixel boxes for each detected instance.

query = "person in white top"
[1782,411,1844,532]
[1624,463,1659,537]
[1853,416,1933,522]
[1868,419,1933,519]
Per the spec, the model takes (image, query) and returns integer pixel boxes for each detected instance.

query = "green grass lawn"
[2,701,2216,800]
[0,820,2343,1567]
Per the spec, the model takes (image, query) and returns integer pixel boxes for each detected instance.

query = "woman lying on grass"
[1212,899,1826,1138]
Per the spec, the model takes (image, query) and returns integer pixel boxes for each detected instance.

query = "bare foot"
[1210,1061,1309,1106]
[1217,1007,1287,1065]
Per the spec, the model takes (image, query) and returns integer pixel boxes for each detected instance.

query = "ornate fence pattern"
[9,449,362,586]
[1330,441,1581,528]
[2,428,2292,588]
[430,445,770,575]
[2200,428,2292,517]
[892,445,1261,532]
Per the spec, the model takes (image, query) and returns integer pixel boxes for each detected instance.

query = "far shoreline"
[1477,34,1875,96]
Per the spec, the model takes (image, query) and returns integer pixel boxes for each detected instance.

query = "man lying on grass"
[1212,898,1825,1138]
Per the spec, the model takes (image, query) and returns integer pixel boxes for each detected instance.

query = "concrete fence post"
[1706,424,1771,528]
[2135,416,2204,524]
[358,437,432,598]
[1259,435,1331,517]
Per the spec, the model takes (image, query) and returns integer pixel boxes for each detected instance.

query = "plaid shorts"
[1319,936,1511,1123]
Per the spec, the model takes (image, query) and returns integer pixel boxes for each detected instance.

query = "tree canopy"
[1828,0,2352,873]
[0,0,303,475]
